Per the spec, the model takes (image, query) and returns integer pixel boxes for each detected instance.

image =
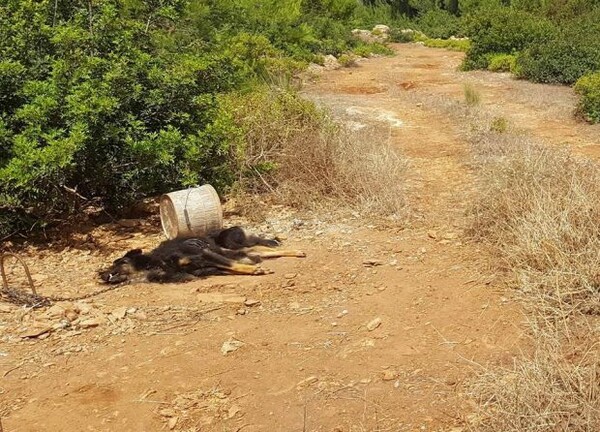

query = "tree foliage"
[0,0,245,235]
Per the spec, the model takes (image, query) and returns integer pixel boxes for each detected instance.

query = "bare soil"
[1,43,598,432]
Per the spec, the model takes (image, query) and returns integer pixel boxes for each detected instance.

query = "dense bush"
[515,10,600,84]
[416,9,463,39]
[0,0,403,237]
[0,1,247,237]
[421,37,471,52]
[575,72,600,123]
[225,87,406,215]
[462,8,556,70]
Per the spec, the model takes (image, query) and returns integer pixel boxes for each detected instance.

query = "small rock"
[363,259,383,267]
[52,320,71,331]
[167,416,178,430]
[228,405,241,419]
[111,307,128,320]
[360,338,375,348]
[221,339,245,355]
[296,376,319,389]
[381,370,397,381]
[337,310,349,318]
[244,299,260,307]
[197,293,247,304]
[0,305,13,313]
[366,317,382,331]
[74,302,93,315]
[64,309,79,322]
[282,280,295,289]
[159,408,176,418]
[45,305,66,318]
[236,309,246,315]
[284,273,297,279]
[351,28,377,43]
[443,232,459,240]
[20,324,53,339]
[373,24,390,34]
[323,54,341,71]
[133,311,148,320]
[79,317,104,329]
[427,230,438,239]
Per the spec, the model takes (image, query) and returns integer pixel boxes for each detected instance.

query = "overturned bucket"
[159,185,223,239]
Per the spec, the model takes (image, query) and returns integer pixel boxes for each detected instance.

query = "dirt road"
[2,44,598,432]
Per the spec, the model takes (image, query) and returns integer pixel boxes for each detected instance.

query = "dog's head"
[99,249,146,284]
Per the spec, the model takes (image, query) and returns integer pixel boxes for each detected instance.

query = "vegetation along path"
[2,43,599,431]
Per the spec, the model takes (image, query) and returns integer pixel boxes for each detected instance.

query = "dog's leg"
[201,249,267,275]
[250,236,281,248]
[210,247,262,263]
[190,267,224,277]
[243,245,306,258]
[147,269,195,283]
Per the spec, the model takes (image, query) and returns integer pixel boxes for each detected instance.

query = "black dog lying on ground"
[99,227,305,284]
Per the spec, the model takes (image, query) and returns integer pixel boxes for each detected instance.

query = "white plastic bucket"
[159,185,223,239]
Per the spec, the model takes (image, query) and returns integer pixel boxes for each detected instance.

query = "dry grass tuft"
[464,83,482,106]
[468,318,600,432]
[469,131,600,315]
[467,127,600,431]
[227,88,407,217]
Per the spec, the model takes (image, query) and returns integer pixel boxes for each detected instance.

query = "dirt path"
[2,44,597,432]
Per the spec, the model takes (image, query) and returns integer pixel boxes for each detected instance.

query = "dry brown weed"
[467,127,600,431]
[226,88,407,218]
[469,131,600,315]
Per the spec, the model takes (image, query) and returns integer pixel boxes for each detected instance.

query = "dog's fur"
[99,226,305,284]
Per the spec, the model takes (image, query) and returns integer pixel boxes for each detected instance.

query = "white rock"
[323,55,341,71]
[221,339,245,355]
[373,24,390,34]
[296,376,318,389]
[79,317,104,328]
[366,317,382,331]
[197,293,246,304]
[111,307,128,320]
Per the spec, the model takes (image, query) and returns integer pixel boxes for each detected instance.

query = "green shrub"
[422,37,471,52]
[416,9,463,39]
[515,10,600,84]
[490,116,509,133]
[338,53,358,67]
[352,42,394,57]
[388,28,417,43]
[487,53,517,72]
[575,72,600,123]
[463,8,556,70]
[350,2,408,29]
[0,0,241,234]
